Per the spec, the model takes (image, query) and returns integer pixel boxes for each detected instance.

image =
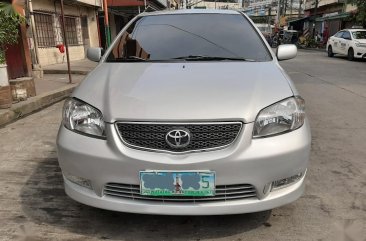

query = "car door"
[331,31,344,54]
[339,31,352,55]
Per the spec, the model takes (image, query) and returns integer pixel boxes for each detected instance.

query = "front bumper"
[353,46,366,58]
[57,120,311,215]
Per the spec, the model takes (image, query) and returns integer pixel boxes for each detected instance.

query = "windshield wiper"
[172,55,255,62]
[110,56,148,62]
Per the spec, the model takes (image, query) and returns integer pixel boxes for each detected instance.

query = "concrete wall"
[76,0,102,7]
[32,0,100,66]
[305,0,341,10]
[37,46,85,66]
[345,4,357,13]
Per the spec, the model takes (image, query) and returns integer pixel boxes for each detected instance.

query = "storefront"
[316,12,351,37]
[288,17,310,32]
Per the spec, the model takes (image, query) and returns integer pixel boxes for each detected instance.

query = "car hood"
[73,62,294,123]
[355,39,366,44]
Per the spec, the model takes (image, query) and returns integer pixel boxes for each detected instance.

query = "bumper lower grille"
[115,122,242,153]
[104,183,257,203]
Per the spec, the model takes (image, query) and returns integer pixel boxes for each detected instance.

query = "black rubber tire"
[348,48,354,61]
[327,46,334,57]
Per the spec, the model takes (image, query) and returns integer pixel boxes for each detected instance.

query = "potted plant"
[0,1,23,108]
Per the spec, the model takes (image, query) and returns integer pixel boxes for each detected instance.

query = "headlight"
[253,96,305,138]
[63,98,106,138]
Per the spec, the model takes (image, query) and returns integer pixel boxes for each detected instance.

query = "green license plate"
[140,171,215,196]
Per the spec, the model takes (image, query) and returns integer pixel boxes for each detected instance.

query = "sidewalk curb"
[298,47,326,52]
[43,69,89,75]
[0,84,78,127]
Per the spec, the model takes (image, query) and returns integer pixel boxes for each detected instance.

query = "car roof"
[341,29,366,32]
[139,9,241,17]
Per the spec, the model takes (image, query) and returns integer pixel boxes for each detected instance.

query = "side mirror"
[276,44,297,61]
[87,47,103,62]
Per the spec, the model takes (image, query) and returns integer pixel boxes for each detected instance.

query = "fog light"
[272,172,303,191]
[63,172,92,189]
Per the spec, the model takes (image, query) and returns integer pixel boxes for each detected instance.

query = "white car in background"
[327,29,366,60]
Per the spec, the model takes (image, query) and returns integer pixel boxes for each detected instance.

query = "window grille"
[34,12,83,47]
[34,12,55,47]
[63,17,78,45]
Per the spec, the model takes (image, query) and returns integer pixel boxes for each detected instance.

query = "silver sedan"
[57,9,311,215]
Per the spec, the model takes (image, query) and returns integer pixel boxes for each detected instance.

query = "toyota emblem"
[165,129,191,148]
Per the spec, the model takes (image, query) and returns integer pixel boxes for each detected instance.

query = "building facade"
[189,1,243,10]
[31,0,102,66]
[245,0,303,16]
[304,0,357,37]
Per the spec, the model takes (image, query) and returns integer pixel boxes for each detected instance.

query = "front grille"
[104,183,257,203]
[115,122,242,153]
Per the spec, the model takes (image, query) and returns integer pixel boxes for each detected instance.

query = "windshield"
[352,31,366,39]
[107,13,272,62]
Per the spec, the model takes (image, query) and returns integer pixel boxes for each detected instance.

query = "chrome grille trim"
[115,121,243,154]
[104,183,257,203]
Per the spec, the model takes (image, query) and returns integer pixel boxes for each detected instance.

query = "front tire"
[327,46,334,57]
[348,48,354,61]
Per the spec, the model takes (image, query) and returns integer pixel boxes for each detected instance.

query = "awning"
[316,12,350,22]
[287,17,309,25]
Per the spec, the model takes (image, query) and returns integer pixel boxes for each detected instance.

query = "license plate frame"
[139,171,215,197]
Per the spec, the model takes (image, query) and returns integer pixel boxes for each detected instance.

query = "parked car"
[57,10,311,215]
[326,28,366,60]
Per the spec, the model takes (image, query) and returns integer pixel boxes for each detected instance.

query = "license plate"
[140,171,215,196]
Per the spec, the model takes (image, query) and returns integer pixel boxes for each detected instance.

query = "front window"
[108,13,272,62]
[342,31,351,40]
[352,31,366,39]
[334,31,344,38]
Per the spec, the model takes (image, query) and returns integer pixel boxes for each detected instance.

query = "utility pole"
[290,0,293,18]
[268,5,272,27]
[314,0,319,19]
[276,0,281,29]
[312,0,319,38]
[299,0,303,18]
[60,0,72,84]
[284,0,288,16]
[27,0,40,66]
[103,0,111,47]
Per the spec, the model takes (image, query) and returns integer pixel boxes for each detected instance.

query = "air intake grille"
[104,183,257,203]
[115,122,242,153]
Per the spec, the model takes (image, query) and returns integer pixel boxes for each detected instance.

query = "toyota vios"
[57,10,311,215]
[327,28,366,60]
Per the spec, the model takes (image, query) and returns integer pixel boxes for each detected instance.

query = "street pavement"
[0,50,365,241]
